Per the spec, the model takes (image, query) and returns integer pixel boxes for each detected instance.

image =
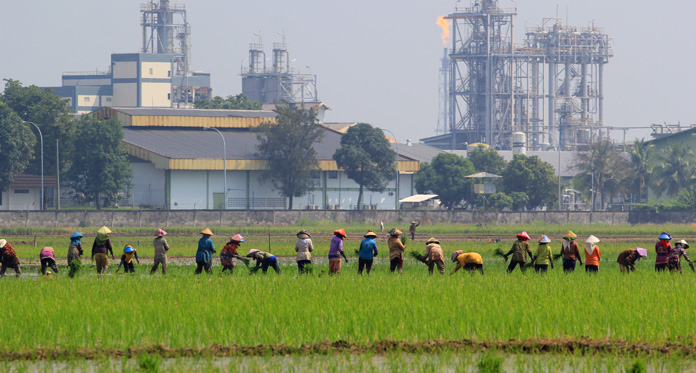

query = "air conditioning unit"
[307,204,317,210]
[327,204,335,210]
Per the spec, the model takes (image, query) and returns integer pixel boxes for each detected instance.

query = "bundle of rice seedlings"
[303,264,314,274]
[68,259,82,278]
[408,250,427,264]
[240,258,251,267]
[248,266,261,275]
[553,253,563,261]
[493,248,506,257]
[400,235,408,246]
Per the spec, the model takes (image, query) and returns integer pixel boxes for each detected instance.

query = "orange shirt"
[585,246,601,266]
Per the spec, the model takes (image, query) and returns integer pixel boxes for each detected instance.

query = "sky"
[1,0,695,144]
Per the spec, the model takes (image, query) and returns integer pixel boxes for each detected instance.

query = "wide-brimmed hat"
[426,237,439,244]
[156,229,167,237]
[333,229,346,238]
[230,234,245,243]
[246,248,260,258]
[0,239,7,249]
[364,230,377,238]
[70,231,84,240]
[563,231,577,240]
[390,228,403,237]
[97,226,111,235]
[516,231,530,241]
[585,235,600,244]
[411,221,418,224]
[658,232,672,240]
[538,235,551,244]
[124,245,135,253]
[296,230,310,239]
[636,247,648,258]
[679,239,689,249]
[200,228,214,236]
[451,250,463,262]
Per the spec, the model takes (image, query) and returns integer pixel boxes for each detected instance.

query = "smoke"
[436,16,450,46]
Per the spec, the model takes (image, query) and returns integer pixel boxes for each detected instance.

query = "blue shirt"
[358,238,378,260]
[196,236,215,263]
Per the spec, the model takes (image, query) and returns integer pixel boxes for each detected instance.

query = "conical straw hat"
[200,228,214,236]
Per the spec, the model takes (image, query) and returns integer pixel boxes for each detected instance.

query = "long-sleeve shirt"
[506,240,532,262]
[453,253,483,271]
[585,246,601,267]
[561,240,582,262]
[328,236,344,258]
[424,243,444,261]
[39,248,55,260]
[358,238,378,260]
[92,239,114,258]
[534,244,553,266]
[295,238,314,261]
[220,243,239,266]
[0,243,19,266]
[67,243,83,263]
[617,249,640,266]
[655,241,671,264]
[388,236,406,261]
[195,236,215,263]
[121,250,139,264]
[252,251,274,264]
[668,246,691,264]
[153,237,170,261]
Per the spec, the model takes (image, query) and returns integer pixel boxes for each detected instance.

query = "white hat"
[585,235,600,244]
[538,235,551,244]
[0,239,6,249]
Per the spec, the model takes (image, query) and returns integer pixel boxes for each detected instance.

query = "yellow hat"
[200,228,214,236]
[426,237,439,244]
[97,226,111,235]
[563,231,577,240]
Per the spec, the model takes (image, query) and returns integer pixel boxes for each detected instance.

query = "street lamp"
[203,127,226,210]
[379,128,399,210]
[24,121,43,211]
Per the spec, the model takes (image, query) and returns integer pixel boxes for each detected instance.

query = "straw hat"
[0,239,7,249]
[296,230,310,239]
[230,234,245,243]
[364,230,377,238]
[679,239,689,249]
[246,248,260,258]
[156,229,167,237]
[636,247,648,257]
[585,235,600,244]
[562,231,577,240]
[333,229,346,238]
[426,237,440,244]
[538,235,551,244]
[516,231,530,241]
[390,228,403,237]
[97,226,111,235]
[451,250,463,262]
[200,228,214,236]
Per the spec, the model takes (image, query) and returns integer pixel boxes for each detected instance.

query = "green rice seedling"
[408,250,427,264]
[476,353,504,373]
[626,358,646,373]
[400,236,408,245]
[136,353,161,372]
[68,259,82,278]
[493,248,505,257]
[248,266,261,275]
[302,264,314,274]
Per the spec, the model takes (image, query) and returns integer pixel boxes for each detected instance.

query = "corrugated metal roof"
[11,174,58,188]
[399,194,439,203]
[390,143,443,163]
[105,107,277,118]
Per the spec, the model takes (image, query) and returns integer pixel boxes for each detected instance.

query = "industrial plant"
[424,0,613,151]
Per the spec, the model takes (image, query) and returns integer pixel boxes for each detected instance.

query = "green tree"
[501,154,557,210]
[652,143,695,198]
[468,145,506,174]
[414,153,475,210]
[488,192,513,210]
[66,116,132,209]
[572,141,629,210]
[1,79,77,176]
[0,102,36,191]
[255,103,323,209]
[333,123,396,210]
[194,94,261,110]
[627,138,654,203]
[509,191,529,210]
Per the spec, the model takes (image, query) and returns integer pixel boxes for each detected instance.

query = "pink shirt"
[40,247,55,259]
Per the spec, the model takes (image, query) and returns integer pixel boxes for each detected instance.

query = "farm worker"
[39,247,59,275]
[584,235,601,273]
[655,232,672,272]
[423,237,445,275]
[409,220,421,241]
[67,231,84,265]
[91,226,115,274]
[151,229,169,275]
[221,234,246,275]
[328,229,348,274]
[617,247,648,273]
[533,235,554,274]
[246,249,281,274]
[503,231,533,273]
[450,250,484,275]
[560,230,583,272]
[668,240,694,274]
[116,244,139,273]
[358,231,379,275]
[295,230,314,274]
[0,239,21,277]
[195,228,215,274]
[388,228,406,274]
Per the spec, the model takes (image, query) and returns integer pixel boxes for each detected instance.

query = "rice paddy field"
[2,221,696,372]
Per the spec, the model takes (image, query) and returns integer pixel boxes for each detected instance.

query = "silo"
[513,132,527,155]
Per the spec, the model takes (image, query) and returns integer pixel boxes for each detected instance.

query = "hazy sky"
[2,0,694,143]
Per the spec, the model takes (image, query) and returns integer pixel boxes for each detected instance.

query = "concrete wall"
[0,210,639,228]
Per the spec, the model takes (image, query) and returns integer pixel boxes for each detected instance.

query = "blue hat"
[70,231,84,240]
[124,246,135,253]
[659,232,672,240]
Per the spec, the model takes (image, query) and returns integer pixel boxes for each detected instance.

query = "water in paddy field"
[2,353,693,372]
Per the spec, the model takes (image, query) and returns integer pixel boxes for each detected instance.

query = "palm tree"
[627,139,654,203]
[572,141,627,210]
[652,143,695,198]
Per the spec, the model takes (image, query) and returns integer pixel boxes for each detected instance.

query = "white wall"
[112,83,137,107]
[141,62,170,79]
[130,162,165,207]
[0,191,6,211]
[8,187,40,210]
[140,82,171,107]
[170,170,208,209]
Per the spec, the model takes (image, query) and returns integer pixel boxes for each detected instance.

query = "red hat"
[516,231,530,241]
[333,229,346,238]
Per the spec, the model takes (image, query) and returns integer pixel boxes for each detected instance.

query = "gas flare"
[436,16,450,46]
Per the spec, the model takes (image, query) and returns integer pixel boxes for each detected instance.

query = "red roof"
[11,174,58,188]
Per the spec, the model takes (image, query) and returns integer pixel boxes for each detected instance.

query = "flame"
[436,16,450,46]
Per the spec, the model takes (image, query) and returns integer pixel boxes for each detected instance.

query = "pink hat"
[230,234,245,243]
[636,247,648,258]
[516,231,530,241]
[156,229,167,237]
[451,250,463,262]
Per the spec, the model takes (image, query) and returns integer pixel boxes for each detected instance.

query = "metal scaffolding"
[141,0,191,76]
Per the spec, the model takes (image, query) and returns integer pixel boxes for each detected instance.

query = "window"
[14,189,29,194]
[105,97,112,102]
[328,171,338,179]
[167,93,171,100]
[83,97,90,102]
[149,68,153,75]
[167,70,171,77]
[311,171,321,180]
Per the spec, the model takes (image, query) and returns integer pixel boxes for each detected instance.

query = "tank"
[512,132,527,155]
